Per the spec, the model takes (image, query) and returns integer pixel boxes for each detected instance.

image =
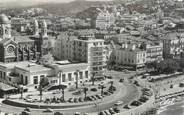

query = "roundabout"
[0,76,140,115]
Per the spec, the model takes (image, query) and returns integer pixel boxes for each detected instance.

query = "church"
[0,14,49,63]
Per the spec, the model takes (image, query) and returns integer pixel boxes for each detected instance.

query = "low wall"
[2,99,90,109]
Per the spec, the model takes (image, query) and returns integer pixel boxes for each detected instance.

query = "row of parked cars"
[123,88,152,110]
[98,107,120,115]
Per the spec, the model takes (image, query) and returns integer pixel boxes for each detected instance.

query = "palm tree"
[39,85,43,102]
[99,84,105,96]
[39,77,49,101]
[83,87,88,100]
[75,70,80,89]
[18,85,24,99]
[59,85,67,101]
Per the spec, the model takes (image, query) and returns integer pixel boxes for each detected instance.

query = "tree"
[83,87,88,100]
[18,85,24,99]
[59,85,67,101]
[99,84,105,96]
[40,77,49,88]
[39,77,49,101]
[39,85,43,102]
[155,59,179,74]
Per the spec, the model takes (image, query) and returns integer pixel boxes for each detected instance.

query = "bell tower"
[33,19,39,36]
[0,14,11,39]
[41,20,48,38]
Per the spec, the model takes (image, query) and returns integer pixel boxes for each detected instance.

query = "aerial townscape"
[0,0,184,115]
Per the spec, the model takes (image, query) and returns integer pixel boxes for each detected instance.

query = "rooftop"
[14,36,34,43]
[0,14,10,24]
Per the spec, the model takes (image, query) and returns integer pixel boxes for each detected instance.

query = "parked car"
[54,112,63,115]
[43,108,53,113]
[114,101,124,106]
[109,108,116,114]
[123,104,130,109]
[74,112,81,115]
[119,79,124,83]
[74,98,79,103]
[98,111,106,115]
[96,94,102,99]
[130,101,142,106]
[68,97,74,103]
[104,110,111,115]
[113,107,120,113]
[91,88,98,92]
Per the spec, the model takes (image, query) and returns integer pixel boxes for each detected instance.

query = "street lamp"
[19,85,24,99]
[92,72,95,86]
[99,83,105,96]
[58,70,62,90]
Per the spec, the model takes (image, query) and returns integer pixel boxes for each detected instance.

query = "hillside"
[0,0,113,17]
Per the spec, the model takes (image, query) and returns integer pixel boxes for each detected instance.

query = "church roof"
[0,38,11,44]
[0,14,10,24]
[14,36,34,43]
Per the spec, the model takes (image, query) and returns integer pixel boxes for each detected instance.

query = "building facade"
[91,7,115,30]
[141,42,163,63]
[114,43,146,70]
[72,34,106,77]
[0,14,58,63]
[0,61,90,91]
[163,33,184,59]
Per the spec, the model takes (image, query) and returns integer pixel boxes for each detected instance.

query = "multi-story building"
[72,34,105,77]
[0,60,90,91]
[53,32,76,61]
[0,14,41,63]
[114,43,146,70]
[141,42,163,63]
[53,31,106,77]
[91,7,115,30]
[163,33,184,59]
[11,18,27,33]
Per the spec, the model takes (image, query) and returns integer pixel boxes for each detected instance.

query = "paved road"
[157,100,184,115]
[0,83,139,115]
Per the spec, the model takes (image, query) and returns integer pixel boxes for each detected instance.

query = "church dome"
[0,14,10,24]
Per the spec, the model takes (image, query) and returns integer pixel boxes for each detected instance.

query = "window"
[79,72,83,79]
[68,73,72,81]
[33,76,38,84]
[85,71,88,78]
[62,74,66,82]
[25,76,28,85]
[40,75,44,80]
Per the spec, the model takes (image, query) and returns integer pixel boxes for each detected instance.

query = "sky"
[0,0,112,3]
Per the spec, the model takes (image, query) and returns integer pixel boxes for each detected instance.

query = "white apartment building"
[72,34,106,77]
[53,33,76,60]
[114,43,146,70]
[141,42,163,63]
[163,33,184,59]
[92,7,115,30]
